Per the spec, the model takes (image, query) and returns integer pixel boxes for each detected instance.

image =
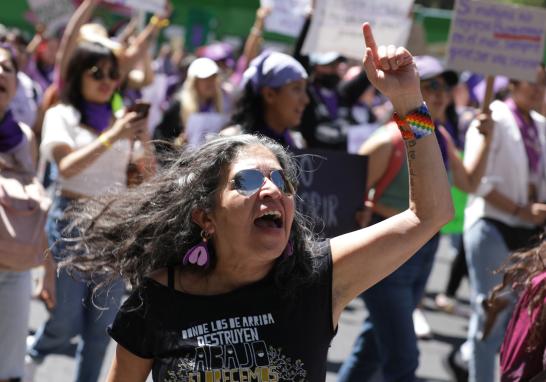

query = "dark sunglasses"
[230,169,294,197]
[422,78,450,92]
[87,66,120,81]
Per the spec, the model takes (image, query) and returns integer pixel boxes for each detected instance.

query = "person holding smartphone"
[26,41,154,382]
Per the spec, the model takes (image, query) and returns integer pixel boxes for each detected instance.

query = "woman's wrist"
[390,93,424,117]
[150,15,170,29]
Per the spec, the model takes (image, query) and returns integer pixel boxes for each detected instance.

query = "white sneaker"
[413,308,433,339]
[23,355,38,382]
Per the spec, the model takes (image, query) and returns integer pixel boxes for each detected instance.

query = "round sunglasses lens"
[234,170,264,196]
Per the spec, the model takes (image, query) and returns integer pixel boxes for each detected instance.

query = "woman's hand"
[35,255,56,311]
[474,112,494,141]
[110,112,148,141]
[361,22,422,116]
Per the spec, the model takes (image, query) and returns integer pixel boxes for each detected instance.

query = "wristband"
[98,133,112,149]
[393,103,435,141]
[150,15,170,29]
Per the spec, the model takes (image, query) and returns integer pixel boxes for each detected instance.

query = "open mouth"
[254,210,283,229]
[0,84,6,93]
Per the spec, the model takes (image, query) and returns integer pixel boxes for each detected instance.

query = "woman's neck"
[512,96,532,117]
[179,258,273,295]
[264,111,287,135]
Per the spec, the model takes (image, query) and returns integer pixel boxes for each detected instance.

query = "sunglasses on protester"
[230,169,294,197]
[87,66,121,81]
[422,78,450,92]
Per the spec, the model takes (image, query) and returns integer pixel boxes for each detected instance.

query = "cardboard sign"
[185,113,229,149]
[103,0,166,14]
[27,0,74,29]
[294,149,368,238]
[302,0,414,60]
[260,0,309,37]
[447,0,546,82]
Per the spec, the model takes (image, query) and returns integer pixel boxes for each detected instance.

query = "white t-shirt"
[464,100,546,230]
[40,103,131,197]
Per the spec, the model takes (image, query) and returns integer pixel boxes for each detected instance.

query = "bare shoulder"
[220,125,242,137]
[357,125,393,156]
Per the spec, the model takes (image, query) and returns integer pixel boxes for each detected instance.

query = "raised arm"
[56,0,100,84]
[330,23,454,325]
[440,112,493,193]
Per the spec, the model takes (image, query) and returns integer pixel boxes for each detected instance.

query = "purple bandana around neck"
[81,101,113,134]
[0,109,23,152]
[506,98,542,175]
[258,124,296,149]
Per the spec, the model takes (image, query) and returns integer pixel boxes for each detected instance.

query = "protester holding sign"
[339,55,493,382]
[54,23,453,382]
[463,67,546,382]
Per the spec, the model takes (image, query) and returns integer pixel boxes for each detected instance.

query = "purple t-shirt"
[500,272,546,381]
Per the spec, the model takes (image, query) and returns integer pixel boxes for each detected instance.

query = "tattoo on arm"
[406,140,417,194]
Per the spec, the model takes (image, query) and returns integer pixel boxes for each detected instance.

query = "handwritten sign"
[103,0,166,14]
[302,0,414,60]
[294,149,368,238]
[185,113,229,149]
[260,0,309,37]
[27,0,74,28]
[447,0,546,82]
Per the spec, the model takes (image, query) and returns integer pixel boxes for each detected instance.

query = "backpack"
[0,125,51,271]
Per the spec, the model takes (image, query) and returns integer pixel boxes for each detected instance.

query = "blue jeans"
[338,234,440,382]
[464,219,514,382]
[28,196,124,382]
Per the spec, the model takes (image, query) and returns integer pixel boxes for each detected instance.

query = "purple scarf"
[81,101,113,133]
[0,110,23,152]
[258,124,296,149]
[506,98,542,176]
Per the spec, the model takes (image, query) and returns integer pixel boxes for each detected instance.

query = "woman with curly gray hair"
[60,24,454,381]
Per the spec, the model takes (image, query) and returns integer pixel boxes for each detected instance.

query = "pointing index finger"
[362,22,379,62]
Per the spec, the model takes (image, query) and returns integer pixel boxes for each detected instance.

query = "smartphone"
[127,101,151,120]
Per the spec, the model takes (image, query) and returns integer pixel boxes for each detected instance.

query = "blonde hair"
[179,75,223,127]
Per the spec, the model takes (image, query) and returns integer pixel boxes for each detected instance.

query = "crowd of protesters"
[0,0,545,381]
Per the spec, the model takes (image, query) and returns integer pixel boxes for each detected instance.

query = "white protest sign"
[447,0,546,82]
[302,0,414,60]
[260,0,309,37]
[347,124,379,154]
[103,0,166,14]
[27,0,74,28]
[186,113,229,148]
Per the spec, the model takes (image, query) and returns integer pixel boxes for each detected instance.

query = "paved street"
[28,237,471,381]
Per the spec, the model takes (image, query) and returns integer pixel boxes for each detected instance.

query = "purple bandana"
[0,110,23,152]
[81,101,113,133]
[506,98,542,176]
[242,51,308,92]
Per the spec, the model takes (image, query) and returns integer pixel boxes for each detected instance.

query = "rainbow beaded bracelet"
[392,103,435,141]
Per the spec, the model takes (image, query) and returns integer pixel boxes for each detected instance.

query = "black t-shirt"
[108,244,335,382]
